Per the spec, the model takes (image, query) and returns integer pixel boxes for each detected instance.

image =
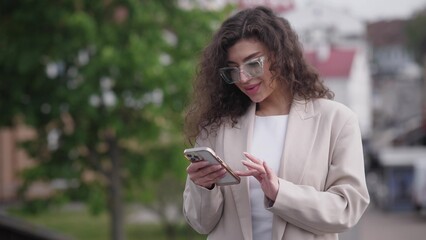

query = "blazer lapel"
[223,104,256,240]
[280,99,318,183]
[272,99,319,240]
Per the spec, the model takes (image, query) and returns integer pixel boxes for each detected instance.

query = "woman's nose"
[239,70,250,83]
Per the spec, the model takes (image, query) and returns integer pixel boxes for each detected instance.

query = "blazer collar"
[291,98,316,120]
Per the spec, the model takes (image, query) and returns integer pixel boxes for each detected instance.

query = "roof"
[367,19,407,47]
[304,47,356,78]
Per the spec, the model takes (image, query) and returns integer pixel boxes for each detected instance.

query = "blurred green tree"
[406,8,426,64]
[0,0,231,239]
[406,8,426,136]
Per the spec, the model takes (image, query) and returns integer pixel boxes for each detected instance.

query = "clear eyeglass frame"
[219,56,265,84]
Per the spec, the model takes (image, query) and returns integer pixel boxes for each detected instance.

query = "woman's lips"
[244,83,260,95]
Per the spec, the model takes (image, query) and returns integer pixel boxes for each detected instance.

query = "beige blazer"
[183,98,370,240]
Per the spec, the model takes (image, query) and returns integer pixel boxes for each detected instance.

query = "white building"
[283,2,373,139]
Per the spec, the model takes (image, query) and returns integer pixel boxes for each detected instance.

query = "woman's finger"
[186,160,212,174]
[195,168,226,186]
[242,160,265,174]
[235,169,258,176]
[243,152,263,164]
[192,164,223,179]
[263,161,274,180]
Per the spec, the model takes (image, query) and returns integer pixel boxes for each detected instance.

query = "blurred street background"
[1,0,426,240]
[340,204,426,240]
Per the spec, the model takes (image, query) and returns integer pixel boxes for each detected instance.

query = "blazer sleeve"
[267,114,370,235]
[182,133,225,234]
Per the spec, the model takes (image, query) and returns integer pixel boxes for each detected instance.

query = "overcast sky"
[295,0,426,21]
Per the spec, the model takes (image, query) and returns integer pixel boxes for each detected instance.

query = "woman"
[183,6,369,240]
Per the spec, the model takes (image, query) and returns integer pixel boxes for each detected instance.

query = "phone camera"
[187,155,200,161]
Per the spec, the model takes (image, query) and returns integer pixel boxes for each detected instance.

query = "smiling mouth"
[244,83,259,91]
[243,83,260,94]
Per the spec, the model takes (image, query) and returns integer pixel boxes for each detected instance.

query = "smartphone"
[184,147,241,186]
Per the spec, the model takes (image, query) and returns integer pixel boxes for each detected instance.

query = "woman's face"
[225,39,279,104]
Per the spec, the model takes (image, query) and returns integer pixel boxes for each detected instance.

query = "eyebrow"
[227,52,262,65]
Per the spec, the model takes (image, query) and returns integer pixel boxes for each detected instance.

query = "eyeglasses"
[219,56,265,84]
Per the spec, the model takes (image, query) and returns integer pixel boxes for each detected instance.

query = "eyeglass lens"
[221,58,263,84]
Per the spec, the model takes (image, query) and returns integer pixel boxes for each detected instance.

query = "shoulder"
[303,99,362,142]
[311,98,357,121]
[312,99,364,148]
[300,98,360,133]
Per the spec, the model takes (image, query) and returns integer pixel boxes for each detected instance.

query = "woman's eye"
[246,61,260,69]
[247,61,256,66]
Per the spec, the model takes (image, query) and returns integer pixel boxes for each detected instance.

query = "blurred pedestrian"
[183,6,370,240]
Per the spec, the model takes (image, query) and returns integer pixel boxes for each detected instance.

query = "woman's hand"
[187,160,227,189]
[235,152,279,201]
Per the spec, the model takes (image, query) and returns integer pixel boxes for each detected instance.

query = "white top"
[249,115,288,240]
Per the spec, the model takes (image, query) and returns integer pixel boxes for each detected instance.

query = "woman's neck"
[255,104,290,116]
[255,94,291,116]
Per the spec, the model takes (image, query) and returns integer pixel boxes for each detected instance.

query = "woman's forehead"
[226,39,267,63]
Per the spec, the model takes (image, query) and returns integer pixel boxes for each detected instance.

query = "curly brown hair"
[184,6,333,143]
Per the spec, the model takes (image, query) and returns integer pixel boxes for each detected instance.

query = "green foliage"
[406,8,426,63]
[88,183,107,215]
[0,0,233,238]
[18,194,69,215]
[8,206,205,240]
[19,199,54,215]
